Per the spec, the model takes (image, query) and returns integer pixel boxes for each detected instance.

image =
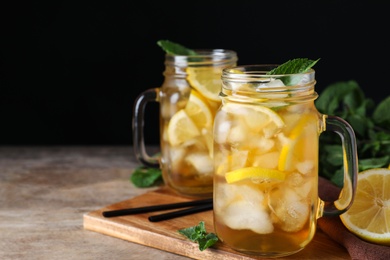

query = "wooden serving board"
[83,187,350,259]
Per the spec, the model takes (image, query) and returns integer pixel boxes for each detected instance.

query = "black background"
[1,1,389,146]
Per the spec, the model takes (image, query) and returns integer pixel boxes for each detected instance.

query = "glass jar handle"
[132,88,160,168]
[319,115,358,216]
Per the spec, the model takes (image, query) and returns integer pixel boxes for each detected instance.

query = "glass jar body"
[213,65,357,256]
[133,49,237,197]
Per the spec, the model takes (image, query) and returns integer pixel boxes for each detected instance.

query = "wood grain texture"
[84,187,351,260]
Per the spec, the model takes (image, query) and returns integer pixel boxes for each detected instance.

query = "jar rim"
[222,65,315,86]
[223,64,314,76]
[165,49,238,67]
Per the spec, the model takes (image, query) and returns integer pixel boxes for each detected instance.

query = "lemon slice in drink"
[339,168,390,246]
[185,90,213,129]
[167,109,200,146]
[222,103,285,137]
[278,114,316,172]
[226,167,285,184]
[186,67,223,102]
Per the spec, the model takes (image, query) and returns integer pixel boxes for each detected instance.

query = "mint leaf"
[178,226,197,242]
[373,96,390,127]
[316,80,390,187]
[198,233,218,251]
[130,166,162,188]
[178,221,218,251]
[267,58,320,75]
[157,40,197,55]
[266,58,320,86]
[359,156,390,171]
[315,80,362,115]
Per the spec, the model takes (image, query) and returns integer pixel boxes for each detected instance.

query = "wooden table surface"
[0,146,351,259]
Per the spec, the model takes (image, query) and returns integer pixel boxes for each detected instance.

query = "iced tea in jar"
[213,64,358,257]
[133,49,237,198]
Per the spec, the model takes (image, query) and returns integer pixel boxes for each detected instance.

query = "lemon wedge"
[225,167,285,184]
[167,109,200,146]
[339,168,390,246]
[186,67,223,102]
[278,114,316,172]
[184,90,213,129]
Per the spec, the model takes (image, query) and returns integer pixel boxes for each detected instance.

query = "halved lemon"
[225,166,285,184]
[167,109,200,146]
[184,90,213,129]
[339,168,390,246]
[186,67,223,102]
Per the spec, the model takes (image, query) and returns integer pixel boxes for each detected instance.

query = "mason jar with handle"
[133,49,238,197]
[213,65,358,257]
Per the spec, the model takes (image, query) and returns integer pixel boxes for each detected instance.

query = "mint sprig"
[267,58,320,86]
[178,221,218,251]
[267,58,320,75]
[316,80,390,186]
[157,40,197,56]
[130,166,162,188]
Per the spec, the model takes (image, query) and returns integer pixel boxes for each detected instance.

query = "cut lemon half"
[185,90,213,129]
[167,109,200,146]
[222,103,285,137]
[339,168,390,246]
[225,166,285,184]
[186,67,223,102]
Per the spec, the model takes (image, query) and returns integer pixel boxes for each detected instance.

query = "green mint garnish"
[267,58,320,75]
[157,40,198,56]
[267,58,320,86]
[316,80,390,187]
[178,221,218,251]
[130,166,162,188]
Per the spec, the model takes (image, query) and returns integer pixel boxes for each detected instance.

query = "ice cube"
[215,121,231,144]
[214,183,235,211]
[215,183,264,210]
[287,172,304,187]
[185,152,213,175]
[253,151,279,169]
[230,149,249,171]
[216,183,273,234]
[295,180,313,199]
[258,79,285,88]
[251,136,275,153]
[256,79,289,100]
[296,160,314,175]
[237,184,265,203]
[268,187,310,232]
[228,124,248,143]
[223,200,274,234]
[169,147,186,170]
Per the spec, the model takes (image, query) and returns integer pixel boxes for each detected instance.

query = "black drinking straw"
[148,203,213,222]
[102,198,213,218]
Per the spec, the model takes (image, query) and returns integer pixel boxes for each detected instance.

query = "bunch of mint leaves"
[178,221,218,251]
[316,80,390,186]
